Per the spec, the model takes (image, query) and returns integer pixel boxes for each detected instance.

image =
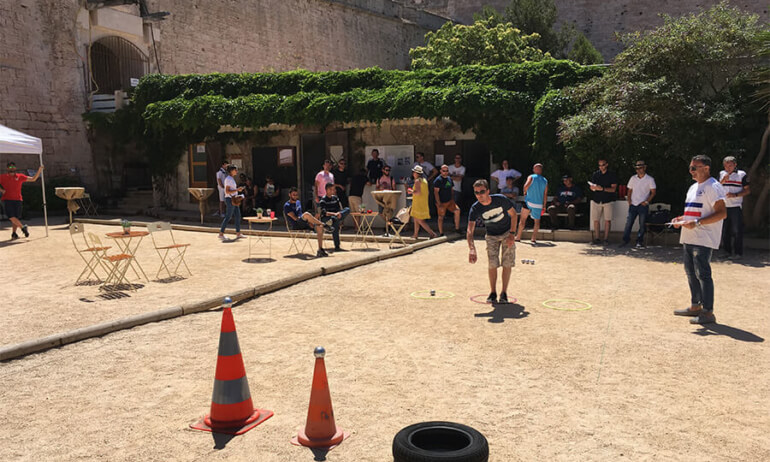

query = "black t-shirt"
[333,168,349,191]
[350,173,368,197]
[468,194,513,236]
[591,170,618,203]
[366,159,384,183]
[433,175,454,203]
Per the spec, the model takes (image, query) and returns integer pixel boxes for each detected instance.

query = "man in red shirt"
[0,161,44,240]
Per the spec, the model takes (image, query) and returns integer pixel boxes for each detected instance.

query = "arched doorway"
[91,36,149,94]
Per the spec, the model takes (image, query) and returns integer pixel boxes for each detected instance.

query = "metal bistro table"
[106,230,150,282]
[244,216,277,259]
[350,212,378,249]
[371,190,402,223]
[188,188,215,224]
[55,187,85,224]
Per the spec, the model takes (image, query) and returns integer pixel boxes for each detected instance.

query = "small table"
[245,216,276,259]
[371,190,402,222]
[188,188,215,224]
[106,230,150,282]
[350,212,378,249]
[55,187,85,224]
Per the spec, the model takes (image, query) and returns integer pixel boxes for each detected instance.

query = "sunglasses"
[635,166,645,169]
[689,165,702,171]
[7,166,16,170]
[473,189,487,195]
[598,163,608,167]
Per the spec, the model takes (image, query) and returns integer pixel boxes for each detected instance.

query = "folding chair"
[69,223,111,285]
[388,206,411,248]
[88,232,135,292]
[147,221,192,279]
[76,192,99,216]
[284,211,313,255]
[645,203,675,246]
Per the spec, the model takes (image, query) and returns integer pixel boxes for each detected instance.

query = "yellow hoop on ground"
[410,290,455,300]
[542,299,592,311]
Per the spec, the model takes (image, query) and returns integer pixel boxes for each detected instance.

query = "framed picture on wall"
[277,146,295,167]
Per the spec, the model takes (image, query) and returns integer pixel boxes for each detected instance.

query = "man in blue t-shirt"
[547,174,584,229]
[467,179,518,304]
[283,187,331,257]
[433,165,461,235]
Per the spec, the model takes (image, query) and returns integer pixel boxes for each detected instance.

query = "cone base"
[190,408,274,435]
[291,427,350,449]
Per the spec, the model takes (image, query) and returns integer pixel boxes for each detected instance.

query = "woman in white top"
[490,160,522,191]
[218,165,245,240]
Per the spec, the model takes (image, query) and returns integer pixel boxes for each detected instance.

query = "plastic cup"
[270,211,275,219]
[367,209,372,214]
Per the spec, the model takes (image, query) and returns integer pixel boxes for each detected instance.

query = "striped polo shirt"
[719,169,748,208]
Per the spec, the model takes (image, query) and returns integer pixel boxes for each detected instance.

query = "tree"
[409,18,547,70]
[558,1,767,208]
[568,33,603,65]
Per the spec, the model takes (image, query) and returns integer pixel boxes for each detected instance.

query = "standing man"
[547,174,583,229]
[314,160,334,209]
[620,161,656,248]
[413,152,438,182]
[514,163,548,244]
[719,156,750,260]
[366,149,384,185]
[589,159,618,245]
[215,160,229,217]
[672,155,727,325]
[319,183,351,252]
[448,154,466,207]
[332,158,350,208]
[467,179,518,304]
[0,161,43,240]
[433,165,461,235]
[218,165,245,240]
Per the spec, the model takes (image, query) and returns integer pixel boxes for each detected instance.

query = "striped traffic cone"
[291,346,350,449]
[190,297,273,435]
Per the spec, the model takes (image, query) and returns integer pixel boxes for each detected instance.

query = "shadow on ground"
[692,323,764,342]
[475,303,529,323]
[581,244,770,268]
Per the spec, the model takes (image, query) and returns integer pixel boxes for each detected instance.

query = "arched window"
[91,36,149,93]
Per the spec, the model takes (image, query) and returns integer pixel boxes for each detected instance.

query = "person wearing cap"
[0,161,44,240]
[620,161,656,248]
[514,163,548,244]
[719,156,750,259]
[409,165,437,239]
[547,174,583,229]
[672,155,726,325]
[490,159,522,193]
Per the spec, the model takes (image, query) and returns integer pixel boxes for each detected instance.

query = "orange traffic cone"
[291,346,350,449]
[190,297,273,435]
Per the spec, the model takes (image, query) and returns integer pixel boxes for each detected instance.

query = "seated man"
[318,183,351,251]
[547,174,584,229]
[284,187,332,257]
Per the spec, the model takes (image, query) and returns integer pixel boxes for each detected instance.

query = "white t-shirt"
[314,171,334,201]
[447,164,466,192]
[413,161,435,178]
[719,169,748,208]
[223,175,238,198]
[490,168,522,186]
[679,177,726,250]
[627,173,656,206]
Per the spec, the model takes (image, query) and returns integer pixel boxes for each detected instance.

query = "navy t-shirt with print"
[284,200,302,226]
[433,175,455,203]
[468,194,513,236]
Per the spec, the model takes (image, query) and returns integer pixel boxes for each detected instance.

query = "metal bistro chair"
[147,221,192,280]
[76,192,99,216]
[69,223,111,285]
[388,206,411,248]
[88,232,136,292]
[283,211,313,255]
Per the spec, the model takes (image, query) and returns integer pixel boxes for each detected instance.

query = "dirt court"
[1,220,769,461]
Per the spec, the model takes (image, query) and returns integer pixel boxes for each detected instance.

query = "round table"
[371,190,402,222]
[55,187,85,224]
[188,188,215,224]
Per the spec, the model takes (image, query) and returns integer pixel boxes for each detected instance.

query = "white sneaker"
[218,234,225,240]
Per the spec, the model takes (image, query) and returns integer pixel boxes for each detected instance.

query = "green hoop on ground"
[410,290,455,300]
[470,294,517,305]
[542,299,592,311]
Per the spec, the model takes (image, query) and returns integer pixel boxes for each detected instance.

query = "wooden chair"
[147,221,192,279]
[69,223,110,285]
[283,211,313,255]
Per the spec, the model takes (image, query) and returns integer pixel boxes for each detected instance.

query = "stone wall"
[399,0,769,59]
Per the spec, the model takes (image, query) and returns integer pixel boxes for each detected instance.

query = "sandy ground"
[0,218,385,346]
[0,221,769,461]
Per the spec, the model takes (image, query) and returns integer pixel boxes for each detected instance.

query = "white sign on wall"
[366,145,414,183]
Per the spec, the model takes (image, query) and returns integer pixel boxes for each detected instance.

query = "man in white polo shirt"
[672,155,726,325]
[719,156,750,259]
[620,160,656,248]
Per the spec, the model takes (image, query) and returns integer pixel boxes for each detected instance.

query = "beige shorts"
[590,201,613,222]
[349,196,362,212]
[485,232,516,269]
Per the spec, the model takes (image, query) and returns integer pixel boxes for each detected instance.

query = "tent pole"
[39,153,48,237]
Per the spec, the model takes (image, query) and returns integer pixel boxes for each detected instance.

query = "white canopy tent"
[0,123,48,236]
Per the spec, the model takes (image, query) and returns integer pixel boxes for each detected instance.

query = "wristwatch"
[695,219,702,227]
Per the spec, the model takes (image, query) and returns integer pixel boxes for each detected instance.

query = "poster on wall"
[366,145,414,183]
[278,147,295,167]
